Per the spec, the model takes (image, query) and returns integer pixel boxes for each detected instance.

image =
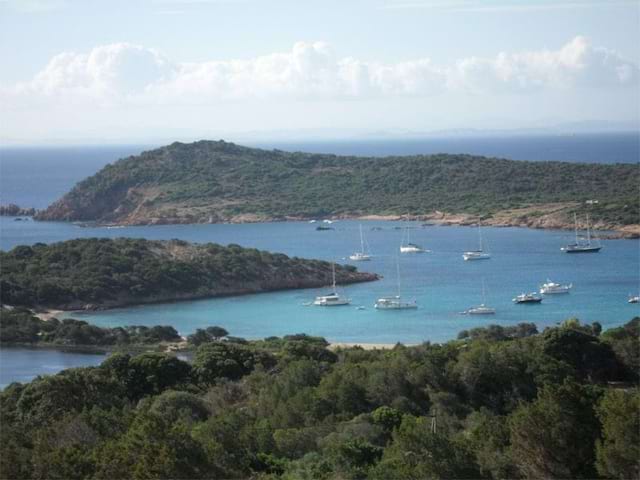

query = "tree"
[509,380,601,479]
[193,342,275,384]
[595,389,640,479]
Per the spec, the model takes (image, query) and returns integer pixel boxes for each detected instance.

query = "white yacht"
[540,280,572,294]
[400,227,428,253]
[349,224,372,261]
[313,263,350,306]
[513,292,543,304]
[465,304,496,315]
[464,279,495,314]
[463,225,491,261]
[561,213,602,253]
[628,295,639,304]
[375,260,417,310]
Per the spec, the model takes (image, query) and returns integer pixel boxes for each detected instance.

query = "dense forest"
[35,140,639,227]
[0,238,375,310]
[1,317,638,479]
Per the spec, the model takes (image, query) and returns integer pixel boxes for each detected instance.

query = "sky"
[1,0,639,144]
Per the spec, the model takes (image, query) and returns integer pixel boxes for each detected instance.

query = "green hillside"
[0,238,375,310]
[35,140,639,227]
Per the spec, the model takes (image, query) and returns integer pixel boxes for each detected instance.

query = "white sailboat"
[313,263,351,306]
[463,225,491,261]
[375,260,417,310]
[400,227,428,253]
[349,224,372,261]
[464,279,495,315]
[561,213,602,253]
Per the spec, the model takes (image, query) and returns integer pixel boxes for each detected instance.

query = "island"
[34,140,639,236]
[0,237,378,311]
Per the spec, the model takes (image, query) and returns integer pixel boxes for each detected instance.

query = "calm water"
[2,217,639,346]
[0,347,106,389]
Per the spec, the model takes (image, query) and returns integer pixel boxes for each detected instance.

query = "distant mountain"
[35,140,639,231]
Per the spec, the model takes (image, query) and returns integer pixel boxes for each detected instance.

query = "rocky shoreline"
[57,205,639,239]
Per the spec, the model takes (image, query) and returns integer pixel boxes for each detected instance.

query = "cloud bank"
[2,36,637,108]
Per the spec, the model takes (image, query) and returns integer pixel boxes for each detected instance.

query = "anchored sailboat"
[349,224,372,261]
[313,263,351,306]
[400,227,428,253]
[561,213,602,253]
[375,259,417,310]
[464,278,495,315]
[463,224,491,261]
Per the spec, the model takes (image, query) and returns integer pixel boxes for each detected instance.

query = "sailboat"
[464,279,495,315]
[561,213,602,253]
[400,227,428,253]
[313,263,351,306]
[463,225,491,261]
[349,224,372,261]
[375,259,418,309]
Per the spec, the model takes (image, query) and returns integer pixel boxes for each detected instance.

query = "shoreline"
[23,208,638,239]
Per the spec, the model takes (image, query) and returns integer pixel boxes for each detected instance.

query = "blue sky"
[1,0,638,143]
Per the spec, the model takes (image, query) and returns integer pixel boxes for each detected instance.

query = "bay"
[0,347,106,389]
[2,217,638,345]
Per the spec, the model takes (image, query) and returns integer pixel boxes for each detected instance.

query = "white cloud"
[1,36,637,109]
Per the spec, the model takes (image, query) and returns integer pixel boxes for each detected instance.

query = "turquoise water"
[2,217,638,344]
[0,347,106,389]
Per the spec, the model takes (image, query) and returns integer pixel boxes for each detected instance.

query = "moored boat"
[313,263,350,306]
[513,292,543,304]
[540,280,572,294]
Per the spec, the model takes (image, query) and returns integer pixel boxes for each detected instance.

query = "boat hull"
[562,246,602,253]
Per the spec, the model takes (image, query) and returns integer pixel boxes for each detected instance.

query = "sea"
[1,132,639,388]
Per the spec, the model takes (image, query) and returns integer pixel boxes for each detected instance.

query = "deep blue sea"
[1,133,639,387]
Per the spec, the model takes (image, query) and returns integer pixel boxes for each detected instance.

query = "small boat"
[540,280,572,294]
[400,227,428,253]
[349,224,372,261]
[629,295,639,304]
[463,225,491,261]
[561,213,602,253]
[464,279,495,314]
[375,296,418,310]
[465,304,496,315]
[313,263,350,306]
[513,292,543,304]
[316,225,334,231]
[375,259,417,310]
[308,219,317,223]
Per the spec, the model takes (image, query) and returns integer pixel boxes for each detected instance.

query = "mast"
[586,213,591,246]
[359,224,365,254]
[478,224,483,252]
[396,259,401,297]
[573,212,579,244]
[481,278,486,304]
[332,263,337,291]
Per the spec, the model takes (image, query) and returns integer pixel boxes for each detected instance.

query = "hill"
[35,140,639,232]
[0,238,376,310]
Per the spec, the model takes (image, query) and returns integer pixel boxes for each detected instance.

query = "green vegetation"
[0,308,180,349]
[1,318,638,479]
[0,238,374,310]
[35,140,639,226]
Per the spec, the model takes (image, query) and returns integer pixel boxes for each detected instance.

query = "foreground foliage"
[1,318,638,479]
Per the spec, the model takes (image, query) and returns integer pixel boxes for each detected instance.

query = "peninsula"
[35,140,639,236]
[0,238,377,311]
